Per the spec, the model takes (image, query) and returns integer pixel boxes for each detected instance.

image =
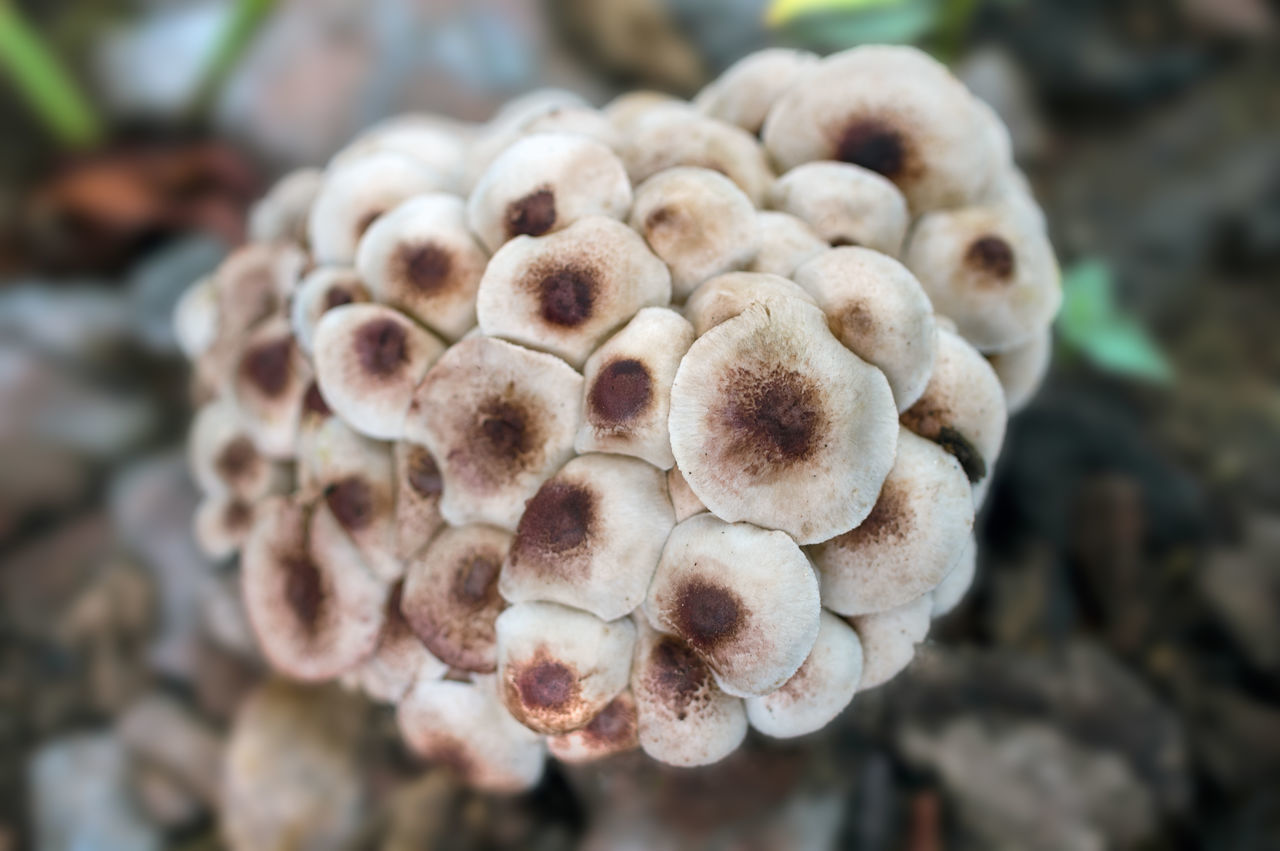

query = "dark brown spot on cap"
[396,242,453,294]
[589,358,653,426]
[240,338,293,397]
[514,658,579,710]
[423,738,474,780]
[535,267,596,327]
[835,480,910,548]
[648,637,707,719]
[579,696,637,748]
[644,205,679,232]
[477,398,532,462]
[717,366,825,473]
[302,382,331,417]
[671,578,744,651]
[324,286,356,310]
[936,425,986,483]
[216,436,258,481]
[325,476,375,531]
[506,188,556,238]
[455,554,501,604]
[405,446,443,498]
[282,554,324,632]
[355,317,409,378]
[515,480,595,556]
[835,117,910,180]
[900,399,987,483]
[224,500,253,530]
[965,235,1016,281]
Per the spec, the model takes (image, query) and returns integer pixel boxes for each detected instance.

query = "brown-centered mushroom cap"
[693,48,820,135]
[622,111,774,205]
[352,580,448,703]
[331,114,472,193]
[230,315,313,459]
[189,398,287,499]
[849,594,932,689]
[289,267,371,358]
[767,161,910,255]
[683,271,818,338]
[546,690,640,763]
[392,440,445,561]
[173,275,219,359]
[194,492,259,560]
[213,242,307,340]
[986,327,1052,413]
[247,168,324,245]
[746,211,828,278]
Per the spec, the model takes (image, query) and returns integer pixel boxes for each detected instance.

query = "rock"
[0,284,134,360]
[118,693,224,807]
[0,513,114,640]
[1200,514,1280,673]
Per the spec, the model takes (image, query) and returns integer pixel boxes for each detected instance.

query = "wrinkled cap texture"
[176,44,1058,778]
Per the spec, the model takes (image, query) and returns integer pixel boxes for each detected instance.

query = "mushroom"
[902,201,1060,352]
[248,168,324,245]
[668,297,898,544]
[213,242,307,339]
[666,465,706,522]
[331,114,471,192]
[808,429,974,616]
[644,513,821,697]
[193,493,258,560]
[500,453,674,621]
[404,334,583,530]
[467,133,632,254]
[603,90,683,135]
[392,441,445,561]
[495,601,635,734]
[746,211,828,278]
[792,247,937,412]
[762,45,1001,211]
[931,536,977,617]
[172,275,219,359]
[683,271,817,338]
[622,112,774,205]
[229,315,313,458]
[289,267,371,358]
[401,523,511,673]
[469,106,623,186]
[352,580,448,703]
[986,327,1052,413]
[355,194,488,342]
[849,594,932,689]
[744,611,863,738]
[188,398,288,499]
[767,161,909,255]
[630,614,746,767]
[475,216,672,368]
[312,303,447,441]
[574,307,694,468]
[628,167,759,301]
[694,48,819,135]
[546,691,640,763]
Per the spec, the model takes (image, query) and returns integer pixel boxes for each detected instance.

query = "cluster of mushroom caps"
[175,45,1059,792]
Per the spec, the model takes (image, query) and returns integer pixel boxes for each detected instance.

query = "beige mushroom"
[622,111,774,205]
[746,211,828,278]
[849,594,932,689]
[331,114,472,192]
[353,581,448,703]
[694,48,820,134]
[931,535,977,617]
[768,161,909,255]
[172,276,219,359]
[188,398,288,499]
[392,441,445,561]
[683,271,817,338]
[247,168,324,245]
[193,493,259,560]
[229,315,313,458]
[666,465,706,522]
[289,267,370,358]
[546,691,640,763]
[986,327,1052,413]
[213,241,307,339]
[603,90,684,135]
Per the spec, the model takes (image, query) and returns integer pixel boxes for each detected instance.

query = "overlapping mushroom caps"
[174,44,1060,786]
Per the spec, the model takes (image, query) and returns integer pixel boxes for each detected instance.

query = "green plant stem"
[189,0,277,118]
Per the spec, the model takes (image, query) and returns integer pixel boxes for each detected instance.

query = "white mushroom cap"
[247,168,324,245]
[628,167,759,301]
[683,271,817,338]
[495,601,636,734]
[746,211,828,278]
[308,151,451,265]
[404,335,583,530]
[173,275,219,359]
[744,610,863,738]
[767,161,909,255]
[241,496,388,681]
[331,114,471,191]
[289,267,370,357]
[979,165,1048,232]
[792,247,937,412]
[193,493,258,560]
[931,535,977,617]
[230,315,313,458]
[353,580,448,703]
[622,112,774,205]
[666,465,706,522]
[189,398,287,499]
[392,441,445,561]
[694,48,820,134]
[669,298,898,543]
[396,675,546,793]
[546,690,640,763]
[644,514,821,697]
[630,614,746,767]
[902,202,1061,352]
[602,90,683,134]
[987,326,1052,413]
[476,216,672,368]
[849,594,932,689]
[500,453,675,621]
[213,242,307,339]
[574,307,694,468]
[762,45,1001,211]
[312,303,446,441]
[467,133,632,254]
[402,523,511,673]
[809,429,974,616]
[469,106,623,186]
[355,194,488,342]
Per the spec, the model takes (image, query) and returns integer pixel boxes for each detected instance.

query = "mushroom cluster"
[175,45,1059,791]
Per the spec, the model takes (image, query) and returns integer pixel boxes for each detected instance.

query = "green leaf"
[778,0,942,49]
[189,0,278,116]
[1057,259,1174,384]
[765,0,910,27]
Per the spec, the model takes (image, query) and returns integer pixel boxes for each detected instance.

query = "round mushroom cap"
[849,594,932,690]
[669,297,898,544]
[902,202,1060,352]
[744,611,863,738]
[467,133,632,254]
[574,307,694,468]
[628,167,759,301]
[603,90,684,134]
[694,48,819,134]
[353,581,448,703]
[331,114,471,191]
[392,441,445,561]
[230,315,313,458]
[312,303,446,441]
[404,335,583,530]
[476,216,672,368]
[308,151,452,265]
[290,268,371,358]
[666,465,706,522]
[683,271,817,338]
[762,45,1001,211]
[792,247,937,411]
[173,275,219,359]
[500,452,675,621]
[622,111,774,205]
[630,615,746,767]
[355,194,488,342]
[495,602,636,734]
[809,429,974,616]
[547,690,640,763]
[931,535,977,617]
[194,493,258,560]
[189,398,286,499]
[987,327,1052,413]
[470,106,623,186]
[214,242,307,340]
[402,523,511,673]
[747,211,828,278]
[248,168,323,246]
[396,676,546,793]
[768,161,909,255]
[644,514,821,697]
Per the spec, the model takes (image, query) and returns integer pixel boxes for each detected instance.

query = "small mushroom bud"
[747,211,828,278]
[476,216,672,368]
[467,133,632,254]
[392,441,445,561]
[402,523,511,673]
[500,453,675,621]
[694,48,819,134]
[397,675,546,793]
[355,194,488,342]
[669,298,898,544]
[792,247,937,412]
[645,514,821,697]
[289,267,370,357]
[902,202,1060,352]
[574,307,694,468]
[241,496,388,681]
[495,601,636,734]
[547,691,640,763]
[744,611,863,738]
[332,114,471,192]
[194,493,258,560]
[809,429,974,616]
[248,168,323,245]
[308,151,451,265]
[683,271,817,338]
[931,536,977,617]
[230,315,313,458]
[849,594,932,690]
[986,327,1052,413]
[622,112,774,205]
[768,161,909,255]
[470,106,623,185]
[214,242,307,339]
[488,87,592,134]
[404,335,583,530]
[352,581,448,703]
[312,303,447,441]
[666,465,706,522]
[629,167,759,301]
[173,275,219,359]
[762,45,1000,211]
[630,615,746,767]
[189,398,287,499]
